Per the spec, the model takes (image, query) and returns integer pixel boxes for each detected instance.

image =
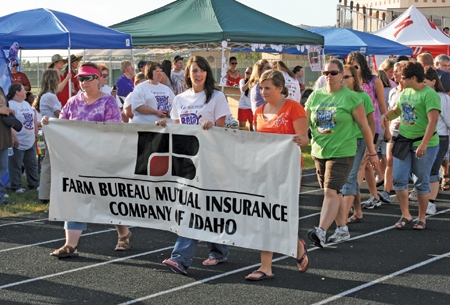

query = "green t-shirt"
[306,86,362,158]
[397,86,440,147]
[354,91,374,139]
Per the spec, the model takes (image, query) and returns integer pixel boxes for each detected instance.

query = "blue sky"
[1,0,338,28]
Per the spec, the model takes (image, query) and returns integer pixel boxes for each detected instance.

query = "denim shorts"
[393,144,439,194]
[64,221,87,230]
[342,138,366,196]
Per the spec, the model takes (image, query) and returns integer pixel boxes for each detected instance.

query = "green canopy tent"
[110,0,323,48]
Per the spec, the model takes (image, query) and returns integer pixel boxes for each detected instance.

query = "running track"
[0,169,449,305]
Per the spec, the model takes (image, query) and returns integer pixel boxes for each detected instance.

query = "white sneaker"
[327,226,351,243]
[15,188,25,194]
[362,196,381,209]
[426,202,437,215]
[308,226,326,248]
[409,190,418,201]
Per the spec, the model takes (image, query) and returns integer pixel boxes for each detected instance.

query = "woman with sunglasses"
[306,59,378,248]
[156,56,231,276]
[347,52,388,210]
[341,65,375,225]
[381,62,440,230]
[238,67,253,130]
[226,56,243,87]
[422,66,450,216]
[248,59,271,113]
[42,62,132,257]
[245,69,309,281]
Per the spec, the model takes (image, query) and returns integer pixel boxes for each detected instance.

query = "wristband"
[368,152,378,156]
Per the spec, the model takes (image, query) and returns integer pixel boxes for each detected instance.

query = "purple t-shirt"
[115,74,134,98]
[59,93,121,122]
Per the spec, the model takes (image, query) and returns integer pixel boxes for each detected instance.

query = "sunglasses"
[245,71,251,74]
[322,70,340,76]
[102,74,109,78]
[343,75,353,79]
[230,62,237,65]
[12,64,19,67]
[353,65,360,70]
[77,75,98,82]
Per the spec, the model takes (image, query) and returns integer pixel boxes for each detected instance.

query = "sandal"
[413,220,426,230]
[442,178,450,190]
[50,245,79,258]
[202,257,227,266]
[296,239,309,273]
[394,217,413,230]
[115,232,131,251]
[162,259,187,275]
[346,215,362,224]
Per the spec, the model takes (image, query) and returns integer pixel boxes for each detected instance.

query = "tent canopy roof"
[110,0,324,48]
[0,8,132,49]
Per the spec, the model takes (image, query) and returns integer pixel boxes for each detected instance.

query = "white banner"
[44,120,301,257]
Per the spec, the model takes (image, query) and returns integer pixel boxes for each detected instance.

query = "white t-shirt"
[238,79,251,109]
[437,92,450,136]
[171,70,185,95]
[171,89,231,125]
[123,92,133,123]
[132,82,174,124]
[281,71,301,103]
[40,92,61,118]
[314,75,326,90]
[8,100,35,150]
[101,85,123,109]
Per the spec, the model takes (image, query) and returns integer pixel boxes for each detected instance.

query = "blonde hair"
[379,58,395,72]
[272,60,295,79]
[248,59,269,88]
[134,72,146,85]
[120,60,132,73]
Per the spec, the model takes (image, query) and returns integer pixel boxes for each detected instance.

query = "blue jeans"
[0,148,8,203]
[170,236,229,270]
[430,136,449,183]
[393,145,439,194]
[342,138,366,196]
[8,146,39,190]
[64,221,87,230]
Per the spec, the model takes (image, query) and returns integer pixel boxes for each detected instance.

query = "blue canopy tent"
[233,27,412,56]
[0,8,132,95]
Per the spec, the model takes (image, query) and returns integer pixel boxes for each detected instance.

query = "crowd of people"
[0,50,448,281]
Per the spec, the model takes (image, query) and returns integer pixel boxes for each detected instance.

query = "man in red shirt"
[49,54,71,107]
[10,61,31,91]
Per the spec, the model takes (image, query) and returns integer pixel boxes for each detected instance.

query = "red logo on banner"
[394,16,413,37]
[427,19,437,30]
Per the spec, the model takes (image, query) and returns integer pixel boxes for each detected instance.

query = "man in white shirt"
[171,55,185,95]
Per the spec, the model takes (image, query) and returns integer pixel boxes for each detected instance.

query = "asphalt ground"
[0,168,449,305]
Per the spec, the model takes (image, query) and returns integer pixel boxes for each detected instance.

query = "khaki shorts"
[313,156,355,192]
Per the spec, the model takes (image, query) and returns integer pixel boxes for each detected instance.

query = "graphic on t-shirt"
[180,111,202,125]
[23,112,34,130]
[268,112,289,129]
[155,95,171,111]
[316,106,337,134]
[401,103,418,125]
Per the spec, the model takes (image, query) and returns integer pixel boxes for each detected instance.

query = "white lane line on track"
[116,208,450,304]
[310,250,450,305]
[0,246,173,290]
[0,219,44,227]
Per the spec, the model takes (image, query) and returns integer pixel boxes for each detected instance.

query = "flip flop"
[413,220,426,230]
[245,270,275,281]
[202,257,227,266]
[346,215,362,224]
[162,259,187,275]
[394,217,413,230]
[296,239,309,273]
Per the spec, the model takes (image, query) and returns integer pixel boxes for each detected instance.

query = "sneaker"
[426,202,437,215]
[327,226,351,243]
[377,190,391,203]
[409,190,417,201]
[361,196,381,209]
[15,188,25,194]
[308,226,326,248]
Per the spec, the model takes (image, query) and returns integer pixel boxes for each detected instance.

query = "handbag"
[392,133,434,160]
[2,113,22,132]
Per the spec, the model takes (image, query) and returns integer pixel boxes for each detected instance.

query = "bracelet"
[368,152,378,156]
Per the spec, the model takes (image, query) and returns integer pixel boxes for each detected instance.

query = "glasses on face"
[322,70,340,76]
[245,71,251,74]
[12,64,19,67]
[230,62,237,65]
[343,75,353,79]
[78,75,98,82]
[353,65,359,70]
[101,74,109,78]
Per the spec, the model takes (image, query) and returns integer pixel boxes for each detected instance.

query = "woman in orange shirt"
[245,69,309,281]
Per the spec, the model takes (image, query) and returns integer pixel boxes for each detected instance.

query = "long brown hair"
[33,69,60,112]
[184,56,217,104]
[424,66,446,93]
[343,64,362,92]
